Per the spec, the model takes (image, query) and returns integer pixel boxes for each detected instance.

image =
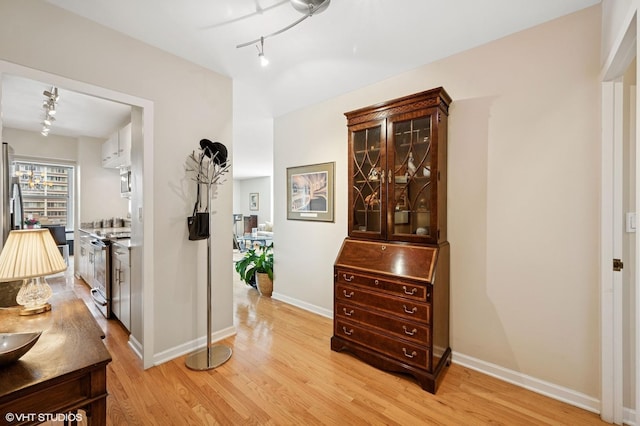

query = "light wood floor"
[69,267,607,425]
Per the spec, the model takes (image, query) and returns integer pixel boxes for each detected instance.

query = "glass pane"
[15,161,73,229]
[392,116,432,236]
[352,126,382,233]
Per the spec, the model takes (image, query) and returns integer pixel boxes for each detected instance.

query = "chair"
[43,225,69,266]
[243,215,257,234]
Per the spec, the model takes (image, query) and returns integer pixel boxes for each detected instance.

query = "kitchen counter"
[111,238,132,248]
[79,227,131,241]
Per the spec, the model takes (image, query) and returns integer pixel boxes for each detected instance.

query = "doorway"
[0,60,155,369]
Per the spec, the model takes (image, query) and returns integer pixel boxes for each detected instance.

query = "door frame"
[0,61,156,369]
[601,79,625,424]
[600,7,638,424]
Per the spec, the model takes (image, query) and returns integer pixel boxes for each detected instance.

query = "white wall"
[75,135,128,222]
[3,127,128,223]
[232,80,274,179]
[234,177,272,226]
[0,0,233,361]
[274,5,601,400]
[3,127,77,161]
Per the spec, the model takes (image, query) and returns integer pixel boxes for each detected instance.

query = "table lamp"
[0,228,67,315]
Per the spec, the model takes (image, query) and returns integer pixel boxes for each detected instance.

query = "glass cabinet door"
[348,120,386,239]
[388,112,436,242]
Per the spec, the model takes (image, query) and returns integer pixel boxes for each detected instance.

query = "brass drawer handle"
[403,305,417,314]
[342,327,353,336]
[343,274,354,282]
[402,348,417,359]
[343,290,355,298]
[403,285,417,295]
[403,326,417,336]
[343,308,354,316]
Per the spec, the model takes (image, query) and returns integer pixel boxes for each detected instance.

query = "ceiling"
[2,0,600,177]
[1,74,131,139]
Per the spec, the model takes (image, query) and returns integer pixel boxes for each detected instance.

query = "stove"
[89,238,111,318]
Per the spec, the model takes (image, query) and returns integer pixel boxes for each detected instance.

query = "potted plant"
[234,243,273,296]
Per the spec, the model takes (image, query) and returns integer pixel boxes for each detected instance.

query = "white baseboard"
[272,291,333,319]
[128,335,143,360]
[452,351,600,414]
[624,407,636,426]
[152,326,237,366]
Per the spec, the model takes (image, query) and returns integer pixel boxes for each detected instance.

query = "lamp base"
[16,277,53,316]
[19,302,51,316]
[185,345,232,371]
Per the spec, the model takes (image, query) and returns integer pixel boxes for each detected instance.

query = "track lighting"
[40,86,59,136]
[259,52,269,67]
[43,87,59,102]
[236,0,330,65]
[43,114,55,126]
[257,37,269,67]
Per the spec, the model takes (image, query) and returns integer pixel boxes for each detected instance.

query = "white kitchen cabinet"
[101,121,131,168]
[118,122,132,167]
[101,131,119,168]
[77,231,91,283]
[111,241,131,331]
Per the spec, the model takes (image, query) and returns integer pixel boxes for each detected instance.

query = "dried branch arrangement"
[185,139,230,186]
[185,149,230,186]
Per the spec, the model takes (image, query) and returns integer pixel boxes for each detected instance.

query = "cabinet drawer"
[336,283,430,324]
[336,319,431,370]
[336,269,430,302]
[336,302,430,345]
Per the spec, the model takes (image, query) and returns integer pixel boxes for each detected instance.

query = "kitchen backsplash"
[81,217,131,229]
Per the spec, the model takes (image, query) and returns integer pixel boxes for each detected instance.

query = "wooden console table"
[0,288,111,425]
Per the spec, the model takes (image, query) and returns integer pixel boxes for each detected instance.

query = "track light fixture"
[43,114,55,126]
[41,86,59,137]
[236,0,330,65]
[43,87,59,102]
[257,37,269,67]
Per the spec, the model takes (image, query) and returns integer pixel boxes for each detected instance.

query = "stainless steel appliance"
[89,238,112,318]
[0,143,24,307]
[0,142,24,251]
[120,167,131,198]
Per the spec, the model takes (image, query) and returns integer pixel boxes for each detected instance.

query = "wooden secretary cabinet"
[332,87,451,393]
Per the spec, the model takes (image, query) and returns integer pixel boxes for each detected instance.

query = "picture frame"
[287,161,335,222]
[249,193,259,211]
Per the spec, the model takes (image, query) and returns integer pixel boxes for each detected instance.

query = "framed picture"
[287,161,335,222]
[249,193,259,211]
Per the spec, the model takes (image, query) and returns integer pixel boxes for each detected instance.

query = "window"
[14,161,74,229]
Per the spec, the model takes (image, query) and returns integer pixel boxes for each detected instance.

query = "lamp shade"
[0,229,67,281]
